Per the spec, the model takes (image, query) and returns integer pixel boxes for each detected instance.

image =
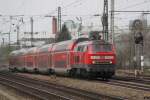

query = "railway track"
[0,72,124,100]
[108,79,150,92]
[0,74,71,100]
[95,76,150,92]
[85,76,150,92]
[113,76,150,86]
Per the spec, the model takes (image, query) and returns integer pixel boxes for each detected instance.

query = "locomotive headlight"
[105,56,114,59]
[92,61,96,64]
[90,56,100,59]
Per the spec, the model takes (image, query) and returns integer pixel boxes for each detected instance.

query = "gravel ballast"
[0,84,39,100]
[18,73,150,100]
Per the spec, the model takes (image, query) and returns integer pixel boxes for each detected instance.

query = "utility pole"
[30,17,34,47]
[76,17,82,37]
[58,6,61,32]
[16,25,20,48]
[111,0,115,43]
[102,0,109,41]
[9,16,12,48]
[2,38,4,45]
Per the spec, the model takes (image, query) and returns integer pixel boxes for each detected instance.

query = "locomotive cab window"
[90,44,112,52]
[76,45,86,52]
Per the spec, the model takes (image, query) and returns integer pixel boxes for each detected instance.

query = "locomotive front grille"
[92,61,112,65]
[87,64,115,73]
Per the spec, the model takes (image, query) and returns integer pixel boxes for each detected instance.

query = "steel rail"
[108,79,150,92]
[0,72,125,100]
[113,76,150,85]
[0,75,72,100]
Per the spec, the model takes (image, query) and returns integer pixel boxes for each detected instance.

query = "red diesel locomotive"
[9,38,116,79]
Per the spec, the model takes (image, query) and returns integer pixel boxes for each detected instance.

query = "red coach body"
[37,44,54,73]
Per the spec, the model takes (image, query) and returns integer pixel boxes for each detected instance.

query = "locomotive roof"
[92,40,111,44]
[77,40,112,45]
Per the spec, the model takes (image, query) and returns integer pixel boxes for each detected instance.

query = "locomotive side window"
[76,45,85,52]
[83,46,88,52]
[77,46,81,51]
[75,45,80,51]
[74,45,85,63]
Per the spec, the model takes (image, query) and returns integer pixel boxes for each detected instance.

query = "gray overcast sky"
[0,0,150,30]
[0,0,101,15]
[0,0,150,43]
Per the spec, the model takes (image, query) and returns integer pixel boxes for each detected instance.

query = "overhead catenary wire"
[114,0,150,31]
[0,1,149,33]
[0,0,97,18]
[112,11,150,13]
[47,0,85,16]
[61,0,83,10]
[117,0,150,10]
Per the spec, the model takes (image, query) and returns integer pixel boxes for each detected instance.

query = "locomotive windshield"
[90,44,112,52]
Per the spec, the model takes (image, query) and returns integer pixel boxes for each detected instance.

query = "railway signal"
[134,32,143,45]
[134,32,144,75]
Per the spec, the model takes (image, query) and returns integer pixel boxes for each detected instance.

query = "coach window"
[55,44,69,51]
[41,47,48,53]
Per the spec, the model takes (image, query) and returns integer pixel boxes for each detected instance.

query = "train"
[9,38,116,79]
